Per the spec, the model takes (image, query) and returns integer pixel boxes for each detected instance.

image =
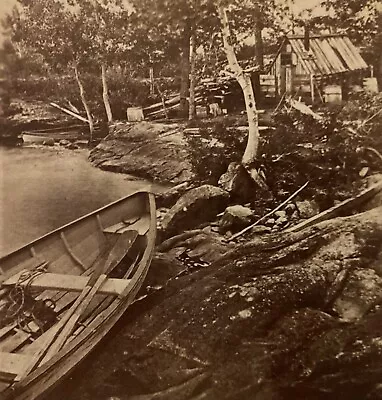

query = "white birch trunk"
[101,63,113,123]
[189,33,196,120]
[217,5,267,189]
[74,64,94,142]
[217,5,259,165]
[149,67,155,95]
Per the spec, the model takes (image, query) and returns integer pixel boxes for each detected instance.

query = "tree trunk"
[101,63,113,123]
[149,67,155,95]
[179,25,191,118]
[74,64,94,142]
[188,33,196,120]
[253,4,263,70]
[217,6,259,167]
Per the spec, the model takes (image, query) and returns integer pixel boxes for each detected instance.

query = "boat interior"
[0,192,152,386]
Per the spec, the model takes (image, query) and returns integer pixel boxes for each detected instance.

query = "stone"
[359,166,369,178]
[275,217,289,226]
[250,225,271,235]
[156,182,192,209]
[219,205,254,234]
[59,139,71,146]
[333,268,382,321]
[218,162,260,203]
[42,138,55,146]
[296,199,320,219]
[284,203,296,215]
[274,210,287,219]
[265,218,275,226]
[160,185,229,240]
[290,210,300,221]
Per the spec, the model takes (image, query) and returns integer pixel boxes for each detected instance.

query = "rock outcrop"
[160,185,230,240]
[51,205,382,400]
[89,122,195,184]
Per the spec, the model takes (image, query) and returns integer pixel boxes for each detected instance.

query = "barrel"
[324,85,342,104]
[126,107,144,122]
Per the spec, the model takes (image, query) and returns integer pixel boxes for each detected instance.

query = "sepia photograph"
[0,0,381,399]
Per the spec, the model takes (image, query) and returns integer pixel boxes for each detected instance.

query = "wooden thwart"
[14,231,137,381]
[103,217,150,236]
[0,352,31,381]
[0,257,47,285]
[2,273,131,296]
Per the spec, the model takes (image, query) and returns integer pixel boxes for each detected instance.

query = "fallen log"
[50,102,89,123]
[143,95,180,113]
[286,98,323,121]
[285,179,382,233]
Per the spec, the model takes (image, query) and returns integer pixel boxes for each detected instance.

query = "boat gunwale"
[0,190,153,262]
[1,194,157,400]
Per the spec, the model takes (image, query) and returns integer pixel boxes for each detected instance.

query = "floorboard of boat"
[0,208,148,394]
[0,247,107,353]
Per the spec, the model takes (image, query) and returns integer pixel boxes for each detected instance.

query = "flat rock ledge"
[89,121,195,184]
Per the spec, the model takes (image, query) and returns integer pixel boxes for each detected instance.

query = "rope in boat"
[3,266,57,335]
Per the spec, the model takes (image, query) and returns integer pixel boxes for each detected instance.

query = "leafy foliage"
[260,93,382,205]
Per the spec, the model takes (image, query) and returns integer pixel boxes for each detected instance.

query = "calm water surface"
[0,145,161,256]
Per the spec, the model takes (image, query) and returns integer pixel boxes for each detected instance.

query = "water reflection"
[0,145,163,256]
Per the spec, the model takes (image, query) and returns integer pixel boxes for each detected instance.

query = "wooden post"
[310,74,315,103]
[285,66,292,94]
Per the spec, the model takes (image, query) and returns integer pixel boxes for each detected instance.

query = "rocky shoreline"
[3,100,382,399]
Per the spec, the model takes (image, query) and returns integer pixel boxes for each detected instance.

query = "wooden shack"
[265,33,370,103]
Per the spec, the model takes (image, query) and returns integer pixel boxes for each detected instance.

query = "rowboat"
[0,191,156,400]
[21,133,55,146]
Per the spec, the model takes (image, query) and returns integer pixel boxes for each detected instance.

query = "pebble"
[274,210,287,218]
[265,218,275,226]
[275,217,288,226]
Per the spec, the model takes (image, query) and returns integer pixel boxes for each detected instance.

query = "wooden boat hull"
[0,191,156,400]
[21,134,55,146]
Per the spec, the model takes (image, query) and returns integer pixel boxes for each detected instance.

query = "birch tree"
[217,2,266,187]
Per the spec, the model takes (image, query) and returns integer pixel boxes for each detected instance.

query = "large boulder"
[160,185,229,240]
[218,162,260,203]
[219,205,254,234]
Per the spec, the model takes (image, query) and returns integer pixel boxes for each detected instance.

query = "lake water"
[0,145,162,256]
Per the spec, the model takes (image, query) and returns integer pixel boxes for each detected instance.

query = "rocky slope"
[50,196,382,400]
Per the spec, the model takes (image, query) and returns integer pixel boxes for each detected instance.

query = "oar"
[16,232,131,380]
[39,231,135,362]
[44,231,136,354]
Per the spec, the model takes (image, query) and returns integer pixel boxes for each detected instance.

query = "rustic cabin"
[263,33,371,104]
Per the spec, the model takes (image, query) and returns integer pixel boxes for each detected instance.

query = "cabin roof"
[284,34,368,76]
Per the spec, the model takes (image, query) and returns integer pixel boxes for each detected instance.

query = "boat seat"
[2,273,132,296]
[0,352,31,381]
[103,215,150,236]
[0,257,47,286]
